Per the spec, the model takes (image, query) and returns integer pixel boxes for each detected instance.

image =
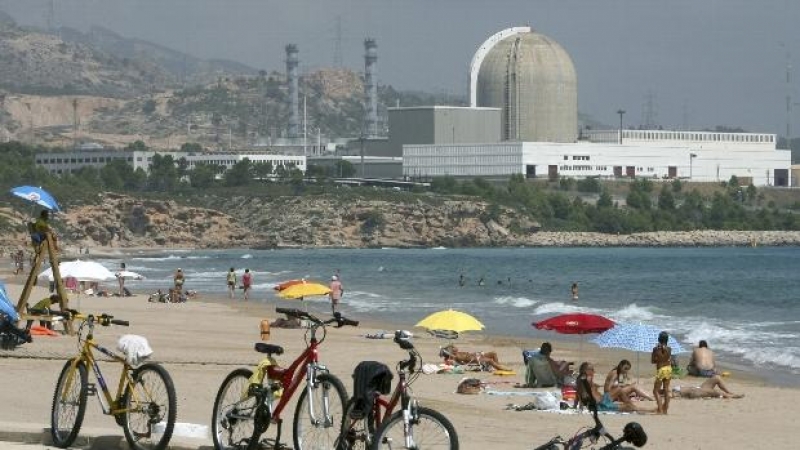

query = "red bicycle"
[211,307,358,450]
[337,330,458,450]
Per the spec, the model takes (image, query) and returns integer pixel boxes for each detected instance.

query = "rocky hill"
[4,194,800,255]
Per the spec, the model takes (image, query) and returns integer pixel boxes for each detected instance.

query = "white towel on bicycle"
[117,334,153,366]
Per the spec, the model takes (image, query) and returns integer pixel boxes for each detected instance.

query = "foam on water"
[493,296,537,308]
[609,304,655,322]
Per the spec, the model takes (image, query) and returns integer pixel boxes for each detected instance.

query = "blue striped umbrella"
[591,322,687,380]
[10,185,60,211]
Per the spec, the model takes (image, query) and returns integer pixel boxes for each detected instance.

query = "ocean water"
[94,247,800,383]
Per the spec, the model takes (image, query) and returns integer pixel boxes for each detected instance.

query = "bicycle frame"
[258,324,327,426]
[369,368,406,428]
[61,321,139,418]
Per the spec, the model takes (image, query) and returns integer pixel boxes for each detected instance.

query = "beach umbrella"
[10,185,60,211]
[534,313,615,360]
[0,282,19,322]
[533,313,615,335]
[277,282,331,299]
[38,260,116,283]
[415,309,485,334]
[273,279,307,291]
[591,322,687,380]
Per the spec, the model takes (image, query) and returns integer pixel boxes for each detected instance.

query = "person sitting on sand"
[441,343,511,371]
[538,342,574,382]
[671,375,744,399]
[576,362,654,413]
[687,340,718,377]
[604,359,654,401]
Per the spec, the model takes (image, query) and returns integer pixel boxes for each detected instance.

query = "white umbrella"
[116,270,145,280]
[38,260,116,283]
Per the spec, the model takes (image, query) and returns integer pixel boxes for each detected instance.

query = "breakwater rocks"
[521,231,800,247]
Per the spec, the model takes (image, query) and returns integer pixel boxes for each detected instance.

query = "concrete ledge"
[0,422,210,450]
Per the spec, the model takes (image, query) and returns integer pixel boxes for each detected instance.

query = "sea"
[92,246,800,385]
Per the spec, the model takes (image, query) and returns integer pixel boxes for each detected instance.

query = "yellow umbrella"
[415,309,485,334]
[277,282,331,299]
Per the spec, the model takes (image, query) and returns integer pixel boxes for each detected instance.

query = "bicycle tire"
[211,368,260,450]
[336,397,377,450]
[50,359,88,448]
[293,372,348,450]
[121,363,177,450]
[371,406,459,450]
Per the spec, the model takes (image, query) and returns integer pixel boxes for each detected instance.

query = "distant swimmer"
[571,282,579,301]
[459,273,466,287]
[478,277,485,287]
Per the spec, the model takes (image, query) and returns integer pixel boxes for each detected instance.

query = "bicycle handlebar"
[393,331,418,373]
[41,309,129,327]
[274,307,359,328]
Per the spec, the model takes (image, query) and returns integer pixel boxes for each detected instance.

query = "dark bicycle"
[533,377,647,450]
[337,330,458,450]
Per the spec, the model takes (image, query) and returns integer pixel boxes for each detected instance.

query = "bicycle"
[47,309,177,450]
[211,307,359,450]
[337,330,459,450]
[532,378,647,450]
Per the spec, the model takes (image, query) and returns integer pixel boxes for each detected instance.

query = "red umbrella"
[533,313,615,335]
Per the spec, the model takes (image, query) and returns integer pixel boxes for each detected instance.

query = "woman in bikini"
[604,359,654,401]
[651,331,673,414]
[442,344,511,371]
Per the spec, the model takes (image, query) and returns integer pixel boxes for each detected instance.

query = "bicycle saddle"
[254,343,284,355]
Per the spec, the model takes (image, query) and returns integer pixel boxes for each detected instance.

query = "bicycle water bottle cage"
[255,343,284,356]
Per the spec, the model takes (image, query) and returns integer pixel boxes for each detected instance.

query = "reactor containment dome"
[470,27,577,143]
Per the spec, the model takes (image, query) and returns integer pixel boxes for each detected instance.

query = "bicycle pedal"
[85,384,97,396]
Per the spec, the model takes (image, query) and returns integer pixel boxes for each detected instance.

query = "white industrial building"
[35,149,306,175]
[398,27,792,187]
[403,129,791,186]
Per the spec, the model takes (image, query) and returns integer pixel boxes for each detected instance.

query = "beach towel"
[30,325,59,337]
[117,334,153,366]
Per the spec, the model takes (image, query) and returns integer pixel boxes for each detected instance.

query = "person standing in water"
[571,282,579,301]
[226,268,237,299]
[329,275,344,314]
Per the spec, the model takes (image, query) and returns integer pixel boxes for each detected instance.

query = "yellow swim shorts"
[656,366,673,381]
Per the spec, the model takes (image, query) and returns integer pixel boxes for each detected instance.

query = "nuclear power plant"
[472,27,578,143]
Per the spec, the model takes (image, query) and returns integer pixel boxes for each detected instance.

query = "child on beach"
[652,331,673,414]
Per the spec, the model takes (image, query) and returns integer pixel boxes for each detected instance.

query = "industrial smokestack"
[364,38,378,138]
[285,44,300,139]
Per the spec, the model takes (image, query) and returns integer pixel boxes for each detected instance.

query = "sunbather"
[577,362,655,413]
[671,375,744,399]
[441,344,510,371]
[604,359,654,401]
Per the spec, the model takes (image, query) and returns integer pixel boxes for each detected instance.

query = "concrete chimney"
[364,38,378,138]
[285,44,300,139]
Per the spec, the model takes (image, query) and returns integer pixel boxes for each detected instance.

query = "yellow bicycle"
[47,309,177,450]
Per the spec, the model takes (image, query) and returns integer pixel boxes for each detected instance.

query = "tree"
[252,161,274,181]
[147,153,178,191]
[597,189,614,209]
[125,140,148,152]
[224,158,253,186]
[334,160,355,178]
[658,184,676,211]
[180,142,203,153]
[189,163,217,188]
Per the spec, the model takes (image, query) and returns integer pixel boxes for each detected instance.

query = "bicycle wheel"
[293,372,348,450]
[50,359,88,448]
[336,397,376,450]
[371,406,458,450]
[212,368,261,450]
[121,363,177,450]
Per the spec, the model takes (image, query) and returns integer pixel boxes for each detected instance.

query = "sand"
[1,271,798,450]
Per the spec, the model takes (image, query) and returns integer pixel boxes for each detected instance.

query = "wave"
[493,296,537,308]
[609,304,656,322]
[241,254,253,259]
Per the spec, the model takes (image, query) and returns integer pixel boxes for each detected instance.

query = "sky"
[2,0,800,135]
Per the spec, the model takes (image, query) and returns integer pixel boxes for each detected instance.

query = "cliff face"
[56,193,536,249]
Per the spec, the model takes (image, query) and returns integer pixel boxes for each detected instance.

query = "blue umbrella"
[10,185,60,211]
[0,281,18,322]
[591,322,687,380]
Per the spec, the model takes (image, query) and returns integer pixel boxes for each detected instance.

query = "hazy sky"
[3,0,800,135]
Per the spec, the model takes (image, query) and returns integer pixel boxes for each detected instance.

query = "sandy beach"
[1,271,798,450]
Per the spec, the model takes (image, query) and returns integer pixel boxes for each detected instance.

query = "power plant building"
[397,27,791,187]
